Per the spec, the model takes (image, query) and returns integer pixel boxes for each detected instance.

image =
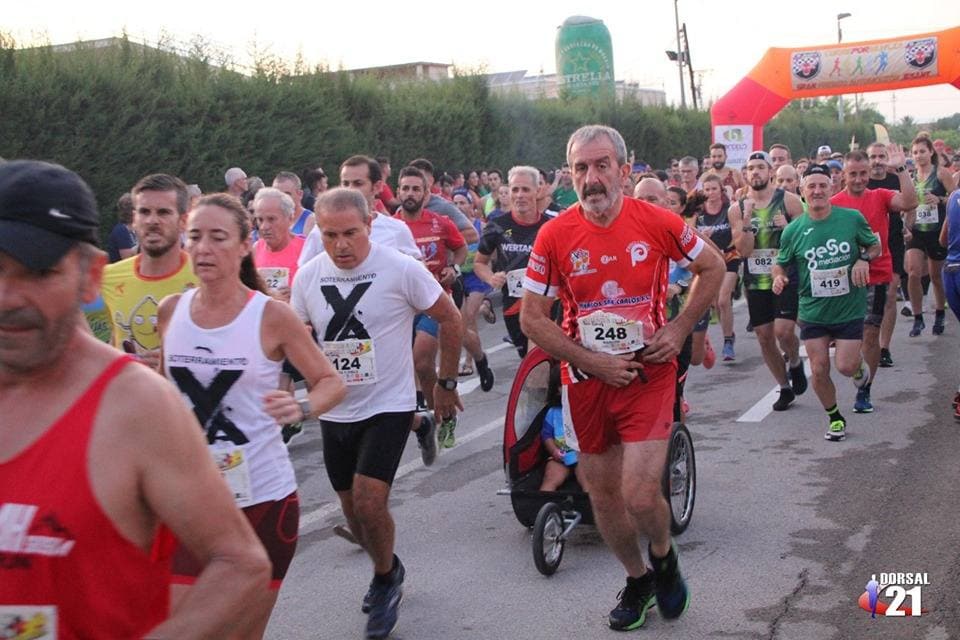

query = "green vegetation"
[0,34,956,237]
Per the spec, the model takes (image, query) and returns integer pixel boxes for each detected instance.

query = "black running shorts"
[320,411,414,491]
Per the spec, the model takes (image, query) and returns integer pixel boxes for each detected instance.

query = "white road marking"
[736,346,811,423]
[298,415,504,531]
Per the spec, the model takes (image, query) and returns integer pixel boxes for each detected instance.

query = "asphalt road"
[267,298,960,639]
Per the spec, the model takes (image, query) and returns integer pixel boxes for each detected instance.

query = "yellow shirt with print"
[100,251,197,350]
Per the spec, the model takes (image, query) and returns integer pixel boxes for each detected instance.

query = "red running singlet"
[0,356,171,639]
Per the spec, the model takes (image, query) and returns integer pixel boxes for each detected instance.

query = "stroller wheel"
[663,422,696,534]
[532,502,565,576]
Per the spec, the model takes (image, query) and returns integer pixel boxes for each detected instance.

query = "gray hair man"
[225,167,248,199]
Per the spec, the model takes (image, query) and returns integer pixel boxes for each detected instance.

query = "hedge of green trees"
[0,34,956,237]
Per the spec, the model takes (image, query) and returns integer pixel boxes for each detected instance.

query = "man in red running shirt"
[394,166,468,446]
[831,146,917,412]
[0,160,270,638]
[521,125,724,631]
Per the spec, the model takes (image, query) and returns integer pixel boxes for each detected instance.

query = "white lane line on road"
[736,346,811,423]
[298,415,504,531]
[486,341,513,355]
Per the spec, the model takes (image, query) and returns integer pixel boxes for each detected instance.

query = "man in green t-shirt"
[552,165,579,210]
[773,164,881,442]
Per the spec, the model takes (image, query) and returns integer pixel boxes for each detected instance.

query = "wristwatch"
[437,378,458,390]
[297,398,312,421]
[895,166,907,173]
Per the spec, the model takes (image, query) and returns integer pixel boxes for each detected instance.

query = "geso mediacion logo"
[858,572,930,617]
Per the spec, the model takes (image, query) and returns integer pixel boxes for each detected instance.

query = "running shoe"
[878,348,893,368]
[789,363,808,395]
[851,361,870,389]
[745,321,754,333]
[825,418,847,441]
[476,356,494,392]
[853,387,874,413]
[502,335,514,345]
[415,413,438,466]
[281,421,303,445]
[362,557,404,614]
[952,391,960,410]
[722,338,735,362]
[909,316,925,337]
[438,415,457,449]
[702,336,716,369]
[933,313,945,335]
[901,306,913,317]
[650,542,690,620]
[365,559,405,639]
[480,298,496,324]
[608,573,656,631]
[772,387,795,411]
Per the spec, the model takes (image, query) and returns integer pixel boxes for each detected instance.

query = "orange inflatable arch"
[711,26,960,165]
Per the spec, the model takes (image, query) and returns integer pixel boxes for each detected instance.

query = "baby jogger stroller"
[499,346,696,575]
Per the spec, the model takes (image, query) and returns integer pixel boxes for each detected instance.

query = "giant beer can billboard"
[556,16,615,98]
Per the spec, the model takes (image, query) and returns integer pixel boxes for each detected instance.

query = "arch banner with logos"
[711,26,960,166]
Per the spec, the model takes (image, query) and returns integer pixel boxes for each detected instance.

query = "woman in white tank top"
[158,193,345,640]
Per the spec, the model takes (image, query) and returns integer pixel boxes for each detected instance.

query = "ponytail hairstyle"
[193,193,267,294]
[912,132,938,167]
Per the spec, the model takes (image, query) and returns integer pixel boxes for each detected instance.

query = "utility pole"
[674,0,686,109]
[682,24,697,110]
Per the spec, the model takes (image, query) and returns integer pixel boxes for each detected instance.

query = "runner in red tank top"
[0,161,271,638]
[521,126,725,631]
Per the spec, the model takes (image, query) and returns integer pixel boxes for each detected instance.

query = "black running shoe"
[878,348,893,368]
[608,572,656,631]
[414,413,438,466]
[362,558,405,614]
[933,313,945,335]
[789,363,807,395]
[365,559,404,638]
[281,421,303,444]
[476,356,494,392]
[772,387,795,411]
[909,316,925,337]
[650,542,690,620]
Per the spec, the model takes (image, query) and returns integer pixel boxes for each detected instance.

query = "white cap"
[817,145,832,156]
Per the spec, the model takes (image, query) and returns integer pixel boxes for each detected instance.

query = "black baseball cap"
[803,163,832,179]
[0,160,100,271]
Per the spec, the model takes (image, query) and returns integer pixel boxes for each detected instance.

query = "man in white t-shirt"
[298,156,421,266]
[291,188,463,640]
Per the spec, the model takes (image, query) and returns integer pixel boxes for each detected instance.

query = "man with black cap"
[773,163,881,442]
[730,150,807,411]
[0,160,271,637]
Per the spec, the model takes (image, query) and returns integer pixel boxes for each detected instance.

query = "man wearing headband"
[730,150,807,412]
[0,160,270,636]
[772,164,881,441]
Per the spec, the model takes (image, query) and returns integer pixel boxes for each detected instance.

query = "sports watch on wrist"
[437,378,458,390]
[297,398,312,420]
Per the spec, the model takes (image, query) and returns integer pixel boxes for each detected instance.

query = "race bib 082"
[747,249,777,275]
